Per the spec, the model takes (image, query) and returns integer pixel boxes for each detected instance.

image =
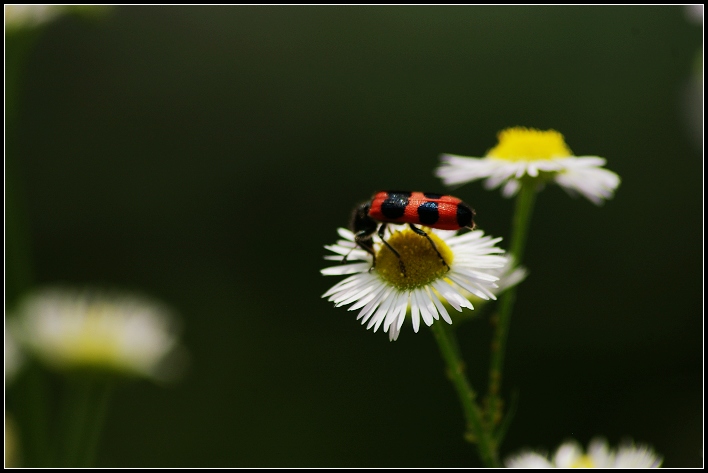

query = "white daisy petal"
[332,276,379,306]
[427,287,452,324]
[587,438,614,468]
[415,289,434,327]
[453,267,501,283]
[337,227,354,240]
[388,322,400,341]
[327,274,370,300]
[349,282,387,311]
[448,274,492,301]
[321,273,361,298]
[369,289,397,332]
[422,288,439,321]
[553,441,584,468]
[502,179,521,197]
[323,244,353,256]
[384,292,407,332]
[410,292,421,333]
[613,442,663,468]
[396,293,409,331]
[324,255,347,261]
[432,280,464,312]
[320,262,371,276]
[505,451,555,468]
[358,286,390,323]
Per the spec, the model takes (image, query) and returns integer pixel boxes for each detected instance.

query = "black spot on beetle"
[381,193,409,219]
[418,201,440,225]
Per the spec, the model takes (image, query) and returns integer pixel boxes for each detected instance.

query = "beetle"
[346,191,476,275]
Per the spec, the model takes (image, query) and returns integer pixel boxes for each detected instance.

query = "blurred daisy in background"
[4,4,111,31]
[5,329,24,384]
[683,5,703,152]
[505,437,663,468]
[436,127,621,205]
[4,4,64,30]
[321,226,507,341]
[9,287,186,382]
[466,256,527,305]
[446,257,527,321]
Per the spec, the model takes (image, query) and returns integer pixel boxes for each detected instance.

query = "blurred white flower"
[685,4,703,24]
[505,437,663,468]
[436,127,621,205]
[4,4,64,30]
[4,4,110,31]
[471,257,526,302]
[10,287,186,382]
[5,329,23,384]
[444,257,527,319]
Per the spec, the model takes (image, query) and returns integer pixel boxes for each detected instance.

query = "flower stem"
[81,382,113,467]
[60,377,114,467]
[430,322,500,467]
[486,181,537,435]
[12,363,52,467]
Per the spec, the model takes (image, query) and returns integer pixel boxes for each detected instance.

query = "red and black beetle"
[347,191,476,274]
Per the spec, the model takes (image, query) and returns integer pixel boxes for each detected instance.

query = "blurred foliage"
[5,6,702,467]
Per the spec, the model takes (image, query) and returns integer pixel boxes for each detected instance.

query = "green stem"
[486,181,537,434]
[12,363,52,467]
[61,378,93,467]
[60,377,113,467]
[81,382,113,467]
[430,322,500,467]
[5,28,38,305]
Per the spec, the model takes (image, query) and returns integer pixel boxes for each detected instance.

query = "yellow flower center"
[570,455,596,468]
[376,228,453,290]
[55,306,125,371]
[486,127,572,162]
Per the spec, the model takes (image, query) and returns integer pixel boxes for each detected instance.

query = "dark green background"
[6,6,702,467]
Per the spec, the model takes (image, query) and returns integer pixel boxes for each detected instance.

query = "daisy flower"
[505,437,663,468]
[321,225,507,341]
[436,127,621,205]
[10,287,185,382]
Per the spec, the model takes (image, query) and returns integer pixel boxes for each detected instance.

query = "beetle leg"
[344,230,377,271]
[378,223,406,276]
[408,224,450,271]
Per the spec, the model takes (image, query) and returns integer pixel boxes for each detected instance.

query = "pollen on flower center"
[58,308,122,367]
[486,127,573,162]
[375,228,453,290]
[570,455,596,468]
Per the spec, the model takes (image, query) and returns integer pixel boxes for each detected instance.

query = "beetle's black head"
[349,201,378,236]
[457,203,476,230]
